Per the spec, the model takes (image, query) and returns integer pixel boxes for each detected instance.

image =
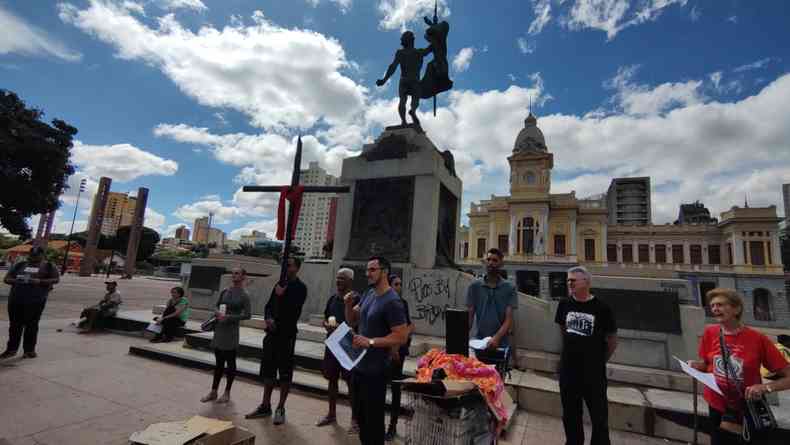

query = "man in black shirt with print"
[554,266,618,445]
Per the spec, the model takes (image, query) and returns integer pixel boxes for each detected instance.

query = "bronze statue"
[376,5,453,128]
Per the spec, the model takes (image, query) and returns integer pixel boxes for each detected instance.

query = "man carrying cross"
[242,137,349,424]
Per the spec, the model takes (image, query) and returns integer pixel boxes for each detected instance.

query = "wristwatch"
[369,338,375,348]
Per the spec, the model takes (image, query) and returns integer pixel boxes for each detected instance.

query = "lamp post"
[62,179,87,274]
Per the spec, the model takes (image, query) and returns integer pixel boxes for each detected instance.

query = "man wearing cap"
[1,246,60,359]
[77,281,122,332]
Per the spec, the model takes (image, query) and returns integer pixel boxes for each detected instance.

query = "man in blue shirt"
[466,248,517,356]
[345,256,409,445]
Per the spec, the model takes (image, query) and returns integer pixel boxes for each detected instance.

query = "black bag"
[719,327,778,442]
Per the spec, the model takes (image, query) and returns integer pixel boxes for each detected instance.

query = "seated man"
[78,281,122,332]
[466,248,517,369]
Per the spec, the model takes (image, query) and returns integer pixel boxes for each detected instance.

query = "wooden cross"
[242,136,349,285]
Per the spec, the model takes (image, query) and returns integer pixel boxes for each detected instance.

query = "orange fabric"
[416,349,509,429]
[275,185,305,241]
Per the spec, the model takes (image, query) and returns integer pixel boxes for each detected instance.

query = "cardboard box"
[129,416,254,445]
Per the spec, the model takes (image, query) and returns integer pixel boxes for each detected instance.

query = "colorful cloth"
[416,349,509,428]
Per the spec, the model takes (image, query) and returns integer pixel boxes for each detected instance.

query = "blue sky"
[2,0,789,240]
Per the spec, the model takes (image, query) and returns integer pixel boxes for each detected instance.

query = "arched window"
[753,288,774,321]
[517,217,536,254]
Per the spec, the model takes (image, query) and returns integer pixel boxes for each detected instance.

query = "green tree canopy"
[1,90,76,238]
[115,226,161,261]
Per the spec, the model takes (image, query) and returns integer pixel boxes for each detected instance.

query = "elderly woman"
[689,288,790,444]
[151,286,190,343]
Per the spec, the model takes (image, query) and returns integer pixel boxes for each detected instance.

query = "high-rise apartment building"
[607,177,651,225]
[207,227,226,247]
[98,192,137,236]
[193,216,209,243]
[293,161,340,258]
[175,225,190,240]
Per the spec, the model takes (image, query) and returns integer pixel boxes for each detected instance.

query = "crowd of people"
[3,245,790,445]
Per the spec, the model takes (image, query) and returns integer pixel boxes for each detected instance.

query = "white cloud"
[377,0,449,31]
[229,219,278,241]
[70,140,179,182]
[564,0,688,40]
[733,57,777,73]
[144,207,167,232]
[689,4,701,22]
[306,0,353,13]
[155,0,207,11]
[122,1,145,15]
[162,222,189,238]
[452,47,475,73]
[59,1,366,131]
[727,15,737,24]
[517,37,536,54]
[528,0,552,35]
[0,5,82,61]
[173,198,240,224]
[199,194,221,201]
[605,65,703,116]
[709,71,722,90]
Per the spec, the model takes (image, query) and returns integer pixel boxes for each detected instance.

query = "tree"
[0,90,76,238]
[115,226,161,261]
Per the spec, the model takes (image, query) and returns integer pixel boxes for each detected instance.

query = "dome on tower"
[513,113,547,153]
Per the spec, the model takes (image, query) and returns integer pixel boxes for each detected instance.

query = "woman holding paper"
[201,267,251,404]
[689,288,790,444]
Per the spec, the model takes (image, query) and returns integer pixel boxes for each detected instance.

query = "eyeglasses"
[566,279,577,282]
[367,267,381,272]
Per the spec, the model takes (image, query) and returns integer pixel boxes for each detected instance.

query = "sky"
[2,0,789,241]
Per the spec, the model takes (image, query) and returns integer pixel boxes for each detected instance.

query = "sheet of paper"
[469,337,491,350]
[146,323,162,334]
[325,322,367,371]
[674,356,723,395]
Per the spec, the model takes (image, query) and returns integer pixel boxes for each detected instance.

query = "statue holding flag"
[375,2,453,129]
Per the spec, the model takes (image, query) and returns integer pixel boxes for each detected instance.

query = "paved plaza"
[0,275,689,445]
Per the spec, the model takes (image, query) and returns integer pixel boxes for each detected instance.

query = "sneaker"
[273,407,286,425]
[216,392,230,404]
[0,350,16,360]
[315,415,336,427]
[22,351,37,359]
[200,391,218,403]
[245,404,272,419]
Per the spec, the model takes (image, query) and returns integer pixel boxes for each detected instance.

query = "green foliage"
[115,226,161,261]
[0,234,22,249]
[0,90,76,237]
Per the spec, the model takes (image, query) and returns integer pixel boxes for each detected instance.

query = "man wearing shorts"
[246,257,307,425]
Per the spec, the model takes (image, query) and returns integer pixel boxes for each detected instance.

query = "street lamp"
[62,178,87,274]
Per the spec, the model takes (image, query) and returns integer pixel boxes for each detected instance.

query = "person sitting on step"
[151,286,190,343]
[77,281,122,332]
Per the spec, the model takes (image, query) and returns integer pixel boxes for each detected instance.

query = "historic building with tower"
[460,112,788,328]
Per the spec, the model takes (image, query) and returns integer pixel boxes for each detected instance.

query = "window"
[477,238,486,258]
[767,241,772,265]
[526,172,536,184]
[709,245,721,265]
[638,244,649,263]
[498,235,509,255]
[728,243,733,264]
[607,244,618,262]
[584,239,596,261]
[463,242,469,258]
[690,244,702,265]
[750,241,765,265]
[753,288,774,321]
[622,244,633,263]
[655,245,667,263]
[700,281,717,316]
[554,235,566,255]
[672,245,684,264]
[518,217,535,254]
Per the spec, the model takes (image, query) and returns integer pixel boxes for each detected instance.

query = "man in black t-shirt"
[1,246,60,360]
[247,257,307,425]
[554,266,617,445]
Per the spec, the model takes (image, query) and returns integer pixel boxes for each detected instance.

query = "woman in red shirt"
[690,288,790,444]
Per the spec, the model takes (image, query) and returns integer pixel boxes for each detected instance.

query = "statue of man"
[376,31,433,128]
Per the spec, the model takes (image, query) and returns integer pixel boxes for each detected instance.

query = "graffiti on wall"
[406,270,457,326]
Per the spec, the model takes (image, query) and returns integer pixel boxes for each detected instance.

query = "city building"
[97,192,137,236]
[239,230,269,246]
[675,201,718,225]
[175,225,190,240]
[193,217,209,243]
[607,177,651,225]
[293,161,340,258]
[462,111,787,328]
[207,228,226,247]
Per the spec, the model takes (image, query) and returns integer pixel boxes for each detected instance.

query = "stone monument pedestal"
[332,125,462,269]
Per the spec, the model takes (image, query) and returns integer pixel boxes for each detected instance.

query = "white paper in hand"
[146,322,162,334]
[469,337,492,350]
[674,356,723,395]
[325,322,367,371]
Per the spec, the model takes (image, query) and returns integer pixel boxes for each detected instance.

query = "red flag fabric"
[276,185,305,241]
